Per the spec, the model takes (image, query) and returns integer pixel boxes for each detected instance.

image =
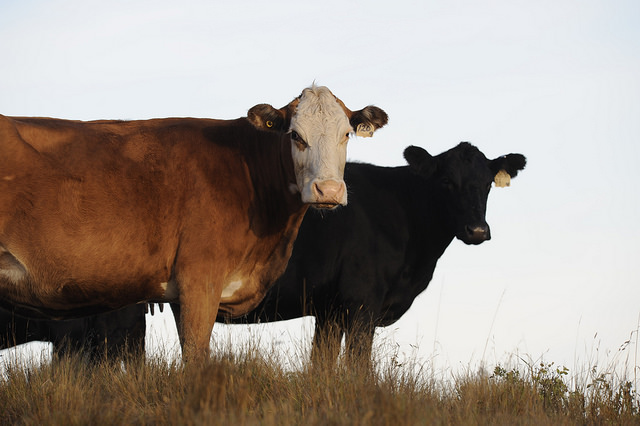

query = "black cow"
[0,304,146,361]
[220,142,526,366]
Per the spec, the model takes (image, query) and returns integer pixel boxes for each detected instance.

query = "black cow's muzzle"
[462,224,491,245]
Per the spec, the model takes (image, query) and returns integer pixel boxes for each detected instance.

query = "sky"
[1,0,639,381]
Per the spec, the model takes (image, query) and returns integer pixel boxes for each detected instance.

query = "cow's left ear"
[349,106,389,138]
[404,145,436,178]
[490,153,527,187]
[247,103,289,132]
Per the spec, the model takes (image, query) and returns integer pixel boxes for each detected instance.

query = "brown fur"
[0,114,306,361]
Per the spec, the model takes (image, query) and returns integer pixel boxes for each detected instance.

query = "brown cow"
[0,85,388,361]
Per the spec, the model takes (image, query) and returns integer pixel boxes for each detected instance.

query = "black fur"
[226,142,526,365]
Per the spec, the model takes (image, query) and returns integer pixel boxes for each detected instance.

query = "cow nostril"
[466,225,490,242]
[313,180,344,200]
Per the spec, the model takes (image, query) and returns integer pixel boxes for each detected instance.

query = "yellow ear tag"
[266,120,274,128]
[355,123,374,138]
[494,169,511,188]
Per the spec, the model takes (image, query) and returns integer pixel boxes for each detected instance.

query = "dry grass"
[1,338,638,426]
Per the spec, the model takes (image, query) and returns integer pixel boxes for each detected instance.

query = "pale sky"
[1,0,639,379]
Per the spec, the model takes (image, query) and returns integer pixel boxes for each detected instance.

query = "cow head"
[248,85,388,208]
[404,142,526,245]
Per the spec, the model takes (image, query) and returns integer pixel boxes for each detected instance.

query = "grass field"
[1,337,638,425]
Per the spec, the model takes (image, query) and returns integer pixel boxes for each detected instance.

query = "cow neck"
[405,168,455,261]
[243,121,306,238]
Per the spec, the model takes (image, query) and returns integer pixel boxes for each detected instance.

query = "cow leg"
[169,302,185,355]
[310,315,344,370]
[0,309,36,349]
[50,317,92,361]
[175,276,221,363]
[89,305,147,362]
[169,301,213,363]
[344,322,375,369]
[169,302,182,342]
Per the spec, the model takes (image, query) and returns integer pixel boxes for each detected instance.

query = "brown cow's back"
[0,116,292,315]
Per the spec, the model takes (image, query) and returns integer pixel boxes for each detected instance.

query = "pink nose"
[312,180,346,205]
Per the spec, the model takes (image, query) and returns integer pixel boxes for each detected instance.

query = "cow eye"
[339,132,350,144]
[290,131,308,150]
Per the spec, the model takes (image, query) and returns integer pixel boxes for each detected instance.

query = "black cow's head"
[404,142,526,245]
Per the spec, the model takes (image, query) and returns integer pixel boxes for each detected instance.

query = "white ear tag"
[494,169,511,187]
[355,123,374,138]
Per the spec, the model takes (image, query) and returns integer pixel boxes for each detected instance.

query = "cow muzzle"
[308,179,347,209]
[462,224,491,245]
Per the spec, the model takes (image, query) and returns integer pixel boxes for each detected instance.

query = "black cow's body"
[0,304,145,361]
[223,143,526,365]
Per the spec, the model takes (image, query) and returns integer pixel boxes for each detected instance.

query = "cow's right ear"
[247,104,288,132]
[349,106,389,137]
[489,153,527,187]
[404,146,436,177]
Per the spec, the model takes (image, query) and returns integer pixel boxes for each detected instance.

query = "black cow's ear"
[349,106,389,137]
[490,153,527,187]
[247,104,287,132]
[404,146,436,177]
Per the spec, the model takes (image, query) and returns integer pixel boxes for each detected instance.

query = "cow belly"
[0,246,170,315]
[219,274,257,315]
[218,264,294,318]
[159,280,179,301]
[221,279,244,298]
[0,245,27,283]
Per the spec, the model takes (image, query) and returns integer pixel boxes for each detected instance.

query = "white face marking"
[290,86,350,206]
[221,279,244,299]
